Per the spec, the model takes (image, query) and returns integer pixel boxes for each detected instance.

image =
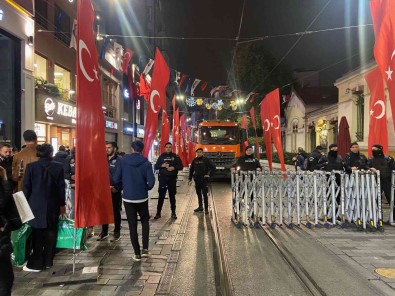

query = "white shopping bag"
[12,191,34,223]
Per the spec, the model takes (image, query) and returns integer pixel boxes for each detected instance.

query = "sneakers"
[171,212,177,219]
[96,232,109,241]
[110,232,121,242]
[154,213,161,219]
[133,254,142,261]
[87,227,95,238]
[194,207,203,213]
[142,249,150,257]
[23,266,41,272]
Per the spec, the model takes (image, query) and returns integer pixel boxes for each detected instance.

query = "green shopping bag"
[56,218,87,250]
[11,223,32,266]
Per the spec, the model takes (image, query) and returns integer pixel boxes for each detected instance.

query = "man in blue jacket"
[113,141,155,261]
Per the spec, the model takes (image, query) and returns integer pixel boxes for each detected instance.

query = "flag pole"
[73,227,77,273]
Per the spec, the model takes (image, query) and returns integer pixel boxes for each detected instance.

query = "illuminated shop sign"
[105,120,118,130]
[36,93,77,126]
[137,124,145,138]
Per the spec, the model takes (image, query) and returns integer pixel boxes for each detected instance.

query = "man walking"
[97,142,122,242]
[188,148,216,214]
[113,141,155,261]
[53,145,69,165]
[154,142,183,219]
[12,130,39,191]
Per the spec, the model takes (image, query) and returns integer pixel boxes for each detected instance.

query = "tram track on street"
[260,225,327,296]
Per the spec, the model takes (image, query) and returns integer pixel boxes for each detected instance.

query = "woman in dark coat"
[0,165,21,295]
[22,144,66,272]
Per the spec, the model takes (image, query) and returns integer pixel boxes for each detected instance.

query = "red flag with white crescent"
[260,98,273,171]
[75,0,113,228]
[160,110,170,154]
[370,0,395,133]
[143,48,170,157]
[365,67,389,156]
[121,48,134,74]
[265,89,286,171]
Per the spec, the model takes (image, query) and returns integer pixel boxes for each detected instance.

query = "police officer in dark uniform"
[154,142,183,219]
[305,145,324,171]
[344,142,368,173]
[188,148,216,214]
[317,144,345,172]
[367,144,395,220]
[232,145,262,171]
[97,142,122,242]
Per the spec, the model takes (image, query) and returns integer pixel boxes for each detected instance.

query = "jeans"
[124,201,149,255]
[102,192,122,234]
[26,226,58,270]
[157,178,177,214]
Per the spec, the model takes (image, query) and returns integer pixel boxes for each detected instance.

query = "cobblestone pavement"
[12,171,195,296]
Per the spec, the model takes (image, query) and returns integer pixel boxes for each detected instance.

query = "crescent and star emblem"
[370,100,385,119]
[264,119,270,131]
[271,115,280,129]
[385,49,395,81]
[79,39,98,82]
[150,90,160,113]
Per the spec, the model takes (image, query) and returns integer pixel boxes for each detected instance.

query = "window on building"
[54,5,71,46]
[34,0,48,29]
[33,53,47,81]
[54,64,71,100]
[354,93,364,141]
[102,76,118,118]
[291,119,298,152]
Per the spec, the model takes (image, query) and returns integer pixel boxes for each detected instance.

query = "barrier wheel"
[323,222,329,228]
[253,221,259,229]
[287,223,293,229]
[270,222,276,229]
[306,222,311,229]
[314,224,319,228]
[340,222,347,229]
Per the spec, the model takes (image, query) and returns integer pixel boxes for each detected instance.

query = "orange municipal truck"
[192,120,248,177]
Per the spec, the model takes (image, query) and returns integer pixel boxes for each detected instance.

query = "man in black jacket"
[305,145,324,171]
[367,144,395,220]
[154,142,183,219]
[232,145,262,171]
[53,145,69,165]
[344,142,368,173]
[97,142,122,242]
[188,148,216,214]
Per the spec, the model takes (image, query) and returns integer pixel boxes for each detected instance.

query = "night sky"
[102,0,375,87]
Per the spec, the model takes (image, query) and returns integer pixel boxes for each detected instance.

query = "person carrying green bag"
[22,144,66,272]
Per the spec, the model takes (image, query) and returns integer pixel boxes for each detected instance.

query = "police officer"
[188,148,216,214]
[367,144,395,221]
[344,142,368,173]
[317,144,345,172]
[232,145,262,172]
[97,142,122,242]
[154,142,183,219]
[305,145,324,171]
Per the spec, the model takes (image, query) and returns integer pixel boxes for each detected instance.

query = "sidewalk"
[12,170,194,296]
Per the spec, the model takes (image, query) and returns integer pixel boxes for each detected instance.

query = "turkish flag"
[265,89,285,171]
[142,48,170,157]
[172,108,179,153]
[370,0,395,133]
[121,48,134,74]
[75,0,113,228]
[365,67,389,156]
[260,98,273,170]
[139,74,151,101]
[250,107,260,159]
[160,110,170,154]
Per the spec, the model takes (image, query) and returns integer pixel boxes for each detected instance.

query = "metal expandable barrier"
[231,170,392,231]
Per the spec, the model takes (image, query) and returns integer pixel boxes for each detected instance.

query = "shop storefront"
[105,119,118,143]
[0,1,35,148]
[35,91,76,152]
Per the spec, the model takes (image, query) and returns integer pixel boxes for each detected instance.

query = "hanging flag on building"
[161,110,170,154]
[370,0,395,133]
[143,59,155,76]
[249,107,260,159]
[114,42,123,70]
[142,48,170,157]
[139,74,151,101]
[365,67,389,156]
[121,48,134,74]
[69,19,77,50]
[75,0,113,228]
[191,79,201,96]
[260,97,273,171]
[98,36,110,60]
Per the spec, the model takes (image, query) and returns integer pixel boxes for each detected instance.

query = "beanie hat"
[372,144,383,150]
[350,142,359,148]
[329,144,337,150]
[245,145,253,151]
[316,145,324,151]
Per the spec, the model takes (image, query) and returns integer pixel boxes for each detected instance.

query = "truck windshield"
[199,126,239,144]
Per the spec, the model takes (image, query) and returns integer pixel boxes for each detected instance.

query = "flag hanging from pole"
[260,97,273,171]
[75,0,113,228]
[69,19,77,50]
[121,48,134,74]
[160,110,170,154]
[365,67,389,156]
[142,48,170,157]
